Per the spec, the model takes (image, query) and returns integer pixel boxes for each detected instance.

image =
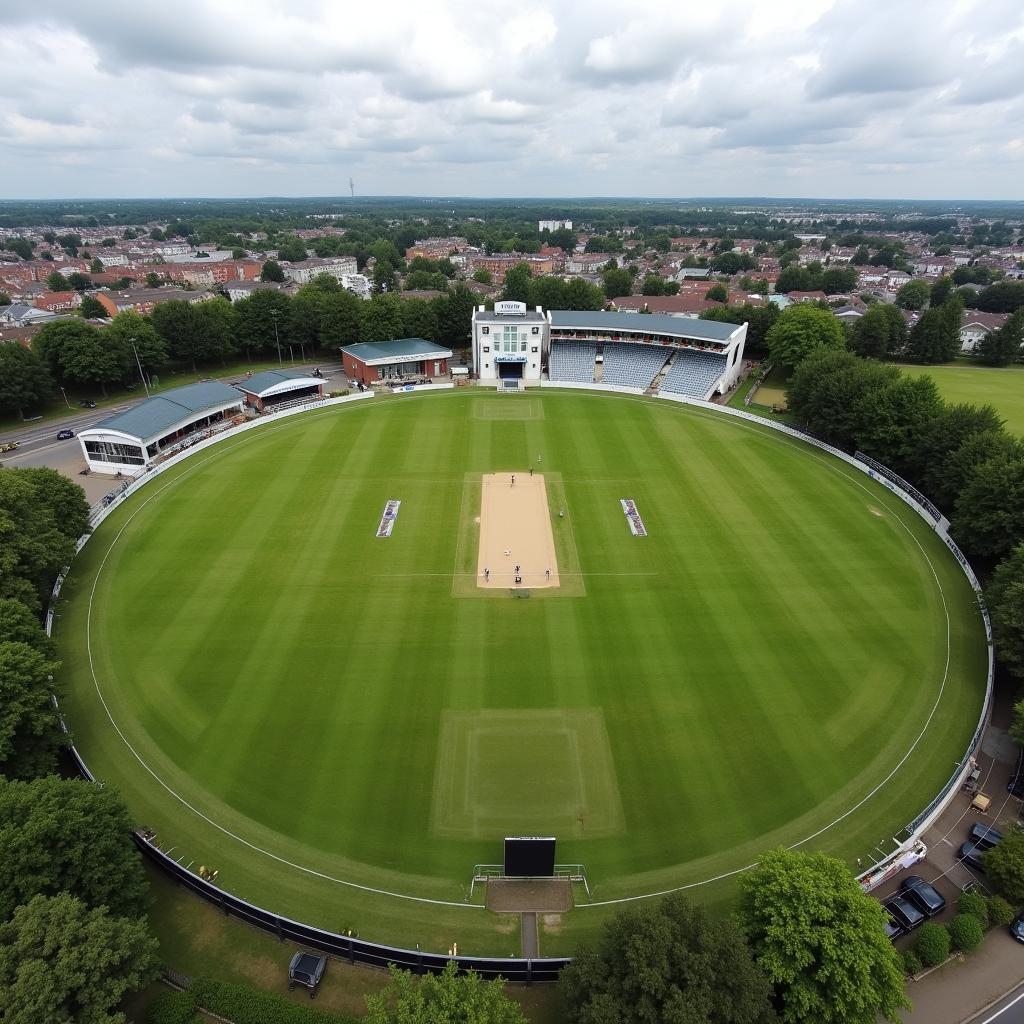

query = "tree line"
[0,277,480,417]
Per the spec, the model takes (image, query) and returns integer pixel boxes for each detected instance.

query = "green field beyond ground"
[901,363,1024,436]
[58,391,988,955]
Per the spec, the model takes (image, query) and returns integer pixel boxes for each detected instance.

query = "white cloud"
[0,0,1022,198]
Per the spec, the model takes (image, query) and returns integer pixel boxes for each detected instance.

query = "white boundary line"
[74,387,971,909]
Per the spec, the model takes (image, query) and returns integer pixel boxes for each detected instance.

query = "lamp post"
[58,385,71,409]
[130,338,151,397]
[270,310,283,366]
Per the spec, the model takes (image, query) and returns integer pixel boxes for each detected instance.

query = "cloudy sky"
[2,0,1023,200]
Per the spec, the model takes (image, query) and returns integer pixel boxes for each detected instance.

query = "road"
[966,983,1024,1023]
[0,361,346,458]
[0,360,347,504]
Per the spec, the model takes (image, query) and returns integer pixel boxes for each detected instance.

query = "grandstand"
[548,341,597,383]
[601,343,671,390]
[660,350,728,399]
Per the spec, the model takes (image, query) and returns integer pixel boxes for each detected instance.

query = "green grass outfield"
[56,389,988,955]
[900,363,1024,437]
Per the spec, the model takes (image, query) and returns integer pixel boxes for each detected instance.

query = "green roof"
[341,338,453,363]
[88,381,242,442]
[238,369,321,395]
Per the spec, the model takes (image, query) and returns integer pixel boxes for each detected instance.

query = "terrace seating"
[659,349,728,399]
[601,343,671,390]
[548,341,597,383]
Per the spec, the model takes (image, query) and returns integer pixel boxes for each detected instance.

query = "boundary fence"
[45,383,993,974]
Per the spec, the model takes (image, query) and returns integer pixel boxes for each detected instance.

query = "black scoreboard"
[504,836,556,877]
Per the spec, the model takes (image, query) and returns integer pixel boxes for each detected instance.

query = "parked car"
[288,952,326,998]
[900,875,946,917]
[959,840,988,871]
[0,441,19,453]
[1010,913,1024,943]
[79,400,97,408]
[883,894,925,938]
[56,429,75,440]
[969,822,1004,849]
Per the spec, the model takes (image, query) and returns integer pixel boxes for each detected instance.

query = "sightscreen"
[504,836,556,877]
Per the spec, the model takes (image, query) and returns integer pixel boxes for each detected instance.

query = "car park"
[900,875,946,917]
[883,894,925,938]
[0,441,19,453]
[1010,913,1024,943]
[969,822,1003,849]
[287,952,326,997]
[959,840,987,871]
[57,429,75,440]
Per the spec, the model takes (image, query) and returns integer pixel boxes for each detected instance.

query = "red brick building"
[341,338,453,385]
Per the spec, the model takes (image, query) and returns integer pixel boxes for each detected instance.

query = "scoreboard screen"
[504,836,556,877]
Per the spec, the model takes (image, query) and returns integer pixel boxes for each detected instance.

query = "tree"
[197,299,237,366]
[642,274,668,296]
[401,298,440,342]
[360,293,405,342]
[275,236,308,263]
[318,288,362,347]
[949,914,983,953]
[501,262,534,304]
[145,271,163,289]
[51,323,125,395]
[18,467,89,543]
[0,598,55,659]
[985,826,1024,901]
[987,544,1024,682]
[152,300,205,371]
[45,271,70,291]
[937,429,1023,512]
[852,245,871,265]
[365,961,525,1024]
[853,373,943,474]
[0,343,53,418]
[4,238,33,261]
[978,308,1024,366]
[434,284,476,346]
[0,641,65,779]
[740,848,909,1024]
[849,304,906,359]
[895,279,930,310]
[906,296,963,363]
[971,281,1024,313]
[0,776,150,919]
[820,266,857,294]
[952,453,1024,561]
[473,268,493,284]
[0,893,160,1023]
[528,275,569,310]
[106,310,167,377]
[601,267,633,299]
[560,892,774,1024]
[260,259,285,283]
[0,469,75,611]
[89,257,104,274]
[564,277,606,311]
[233,290,291,359]
[766,304,845,372]
[911,402,1005,501]
[67,272,92,291]
[930,276,955,307]
[701,303,780,357]
[705,283,729,303]
[373,259,398,294]
[78,295,106,319]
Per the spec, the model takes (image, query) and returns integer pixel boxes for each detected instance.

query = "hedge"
[914,922,951,967]
[901,949,922,977]
[146,989,200,1024]
[189,977,357,1024]
[987,895,1015,927]
[956,890,988,926]
[949,913,985,953]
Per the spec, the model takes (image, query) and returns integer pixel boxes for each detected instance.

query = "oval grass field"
[58,390,989,954]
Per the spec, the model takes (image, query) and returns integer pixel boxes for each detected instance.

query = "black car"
[900,875,946,917]
[56,429,75,440]
[288,952,326,997]
[79,400,97,408]
[959,840,987,871]
[883,894,925,938]
[1010,913,1024,943]
[969,822,1004,849]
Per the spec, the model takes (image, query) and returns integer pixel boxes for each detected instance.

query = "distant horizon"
[2,194,1023,206]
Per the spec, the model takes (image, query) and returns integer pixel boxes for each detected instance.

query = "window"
[84,439,145,465]
[482,326,489,334]
[483,346,490,353]
[531,346,538,353]
[521,341,527,351]
[532,326,539,334]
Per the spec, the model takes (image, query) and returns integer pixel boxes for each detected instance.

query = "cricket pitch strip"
[477,473,560,590]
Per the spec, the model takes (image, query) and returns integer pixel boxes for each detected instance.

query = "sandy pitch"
[477,473,560,589]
